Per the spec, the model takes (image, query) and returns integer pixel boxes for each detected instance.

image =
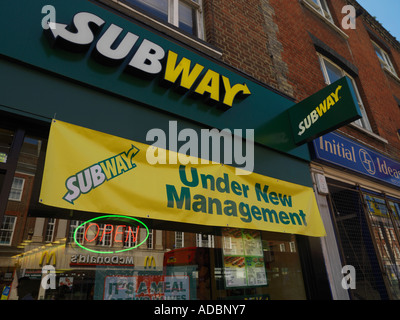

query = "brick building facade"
[204,0,400,299]
[1,0,400,301]
[202,0,400,156]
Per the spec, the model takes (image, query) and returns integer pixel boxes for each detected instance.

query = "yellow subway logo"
[298,85,342,136]
[164,51,251,107]
[63,145,139,204]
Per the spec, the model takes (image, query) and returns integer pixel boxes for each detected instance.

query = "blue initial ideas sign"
[313,132,400,187]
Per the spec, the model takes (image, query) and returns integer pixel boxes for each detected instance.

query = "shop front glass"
[363,193,400,299]
[327,178,400,300]
[0,120,307,301]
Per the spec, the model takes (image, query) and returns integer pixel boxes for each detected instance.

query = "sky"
[357,0,400,40]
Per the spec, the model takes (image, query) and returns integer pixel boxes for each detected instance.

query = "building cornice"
[348,0,400,52]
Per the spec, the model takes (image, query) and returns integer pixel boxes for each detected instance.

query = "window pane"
[0,216,16,245]
[175,231,184,248]
[126,0,168,22]
[382,51,397,75]
[307,0,323,14]
[147,229,153,248]
[348,78,372,130]
[69,220,84,244]
[8,177,25,201]
[124,225,138,247]
[179,1,197,35]
[364,194,400,299]
[320,57,372,131]
[373,43,385,61]
[319,0,329,12]
[45,218,55,242]
[324,59,343,83]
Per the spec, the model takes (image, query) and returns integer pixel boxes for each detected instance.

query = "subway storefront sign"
[0,0,365,302]
[45,11,251,108]
[0,0,366,238]
[0,0,360,159]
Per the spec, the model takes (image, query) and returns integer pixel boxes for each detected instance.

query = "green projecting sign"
[288,77,362,145]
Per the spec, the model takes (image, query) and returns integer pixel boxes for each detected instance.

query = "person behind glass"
[17,277,37,300]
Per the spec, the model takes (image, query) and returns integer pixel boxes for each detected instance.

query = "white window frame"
[116,0,204,39]
[124,225,138,248]
[69,220,84,244]
[8,177,25,202]
[395,245,400,259]
[170,0,203,39]
[44,218,56,243]
[318,54,372,132]
[96,223,113,247]
[372,40,398,78]
[147,229,154,249]
[174,231,184,249]
[0,215,17,246]
[304,0,334,23]
[196,234,214,248]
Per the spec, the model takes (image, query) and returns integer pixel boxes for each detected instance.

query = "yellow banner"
[40,120,326,237]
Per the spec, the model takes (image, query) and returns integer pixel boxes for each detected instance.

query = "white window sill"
[96,0,223,59]
[300,0,349,40]
[343,123,388,144]
[383,66,400,84]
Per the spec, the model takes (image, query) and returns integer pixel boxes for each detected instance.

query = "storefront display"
[1,0,365,301]
[312,131,400,300]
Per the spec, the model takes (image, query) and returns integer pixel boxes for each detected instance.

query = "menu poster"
[222,228,268,288]
[222,228,243,256]
[246,257,267,286]
[223,256,247,288]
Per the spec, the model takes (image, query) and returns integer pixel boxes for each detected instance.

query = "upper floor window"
[69,220,84,244]
[123,0,204,39]
[147,229,154,248]
[8,177,25,202]
[44,218,56,242]
[304,0,334,23]
[124,225,138,248]
[318,54,372,132]
[196,233,214,248]
[372,41,398,78]
[0,215,16,245]
[96,223,113,247]
[175,231,184,248]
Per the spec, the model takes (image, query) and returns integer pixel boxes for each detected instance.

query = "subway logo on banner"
[44,11,250,107]
[63,145,139,204]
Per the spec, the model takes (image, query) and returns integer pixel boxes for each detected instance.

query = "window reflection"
[4,220,306,300]
[0,128,13,164]
[0,126,306,301]
[363,194,400,299]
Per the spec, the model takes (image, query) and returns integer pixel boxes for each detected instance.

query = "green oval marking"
[73,215,149,254]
